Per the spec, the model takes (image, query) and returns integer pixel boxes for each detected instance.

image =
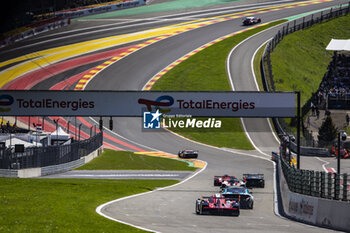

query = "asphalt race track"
[2,0,349,232]
[91,1,347,232]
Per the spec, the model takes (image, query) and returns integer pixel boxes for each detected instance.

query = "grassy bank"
[270,14,350,106]
[152,21,285,150]
[0,178,177,233]
[76,149,196,171]
[152,22,285,92]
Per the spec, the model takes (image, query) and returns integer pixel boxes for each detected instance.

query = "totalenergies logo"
[138,95,174,113]
[0,95,14,112]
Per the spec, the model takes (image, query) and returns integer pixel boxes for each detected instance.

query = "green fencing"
[280,154,349,201]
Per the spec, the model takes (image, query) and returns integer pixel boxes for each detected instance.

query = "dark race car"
[242,16,261,25]
[195,194,240,216]
[221,186,254,209]
[214,174,244,187]
[178,149,198,158]
[243,174,265,188]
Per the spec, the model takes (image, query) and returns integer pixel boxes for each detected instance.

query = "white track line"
[96,161,207,233]
[315,157,330,173]
[226,20,286,157]
[249,41,282,219]
[250,38,281,144]
[226,20,291,218]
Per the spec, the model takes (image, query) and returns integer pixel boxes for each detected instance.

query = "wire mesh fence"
[0,132,102,169]
[280,154,349,202]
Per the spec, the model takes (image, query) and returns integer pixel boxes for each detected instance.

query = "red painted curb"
[3,45,137,90]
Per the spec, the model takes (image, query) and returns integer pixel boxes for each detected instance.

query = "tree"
[317,116,337,147]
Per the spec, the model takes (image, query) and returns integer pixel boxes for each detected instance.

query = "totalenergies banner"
[0,91,296,117]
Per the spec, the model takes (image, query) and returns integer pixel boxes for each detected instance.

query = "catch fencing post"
[291,168,296,192]
[320,172,325,198]
[334,173,340,200]
[302,17,305,29]
[342,174,348,201]
[327,172,332,199]
[296,91,301,169]
[293,20,296,32]
[309,170,313,196]
[315,171,320,197]
[297,170,302,193]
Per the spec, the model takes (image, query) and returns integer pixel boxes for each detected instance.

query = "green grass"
[0,178,177,233]
[270,14,350,133]
[166,117,253,149]
[270,14,350,106]
[76,149,196,171]
[152,20,285,150]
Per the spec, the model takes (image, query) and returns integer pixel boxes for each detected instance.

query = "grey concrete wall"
[278,159,350,231]
[0,147,103,178]
[0,169,18,177]
[18,168,41,178]
[41,158,84,176]
[290,142,329,157]
[40,146,102,176]
[316,198,350,230]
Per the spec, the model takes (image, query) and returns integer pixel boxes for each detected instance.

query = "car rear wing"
[200,195,240,201]
[214,175,237,178]
[214,176,223,179]
[243,174,264,179]
[221,193,251,200]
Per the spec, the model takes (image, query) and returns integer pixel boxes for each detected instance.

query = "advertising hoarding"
[0,91,296,117]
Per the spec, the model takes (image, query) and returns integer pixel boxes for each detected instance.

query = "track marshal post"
[296,91,300,169]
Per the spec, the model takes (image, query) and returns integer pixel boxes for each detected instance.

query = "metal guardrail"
[280,154,349,202]
[0,133,103,169]
[261,3,350,147]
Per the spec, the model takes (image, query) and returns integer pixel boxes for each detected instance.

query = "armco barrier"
[41,146,102,176]
[290,142,329,157]
[0,18,70,48]
[55,0,146,19]
[0,0,146,48]
[278,154,350,231]
[0,146,102,178]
